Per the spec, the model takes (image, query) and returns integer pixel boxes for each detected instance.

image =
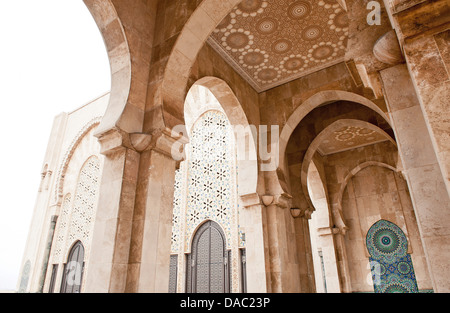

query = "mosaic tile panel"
[366,220,419,293]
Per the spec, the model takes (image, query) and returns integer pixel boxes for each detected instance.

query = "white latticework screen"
[170,109,244,292]
[48,155,101,292]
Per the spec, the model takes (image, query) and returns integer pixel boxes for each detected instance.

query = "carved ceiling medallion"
[208,0,349,92]
[317,126,389,155]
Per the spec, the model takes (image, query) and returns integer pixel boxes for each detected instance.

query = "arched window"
[366,220,419,293]
[60,241,85,293]
[187,221,230,293]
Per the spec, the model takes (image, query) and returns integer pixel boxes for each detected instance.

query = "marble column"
[292,210,316,293]
[380,64,450,292]
[383,0,450,194]
[84,130,140,293]
[239,194,270,293]
[316,227,341,293]
[262,193,303,292]
[333,229,352,293]
[126,131,184,293]
[403,30,450,194]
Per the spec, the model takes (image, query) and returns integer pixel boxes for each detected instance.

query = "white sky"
[0,1,111,291]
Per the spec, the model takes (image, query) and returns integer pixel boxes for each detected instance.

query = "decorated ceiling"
[317,125,389,155]
[207,0,349,92]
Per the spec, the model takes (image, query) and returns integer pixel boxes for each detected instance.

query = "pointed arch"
[336,161,398,229]
[187,220,230,293]
[60,240,85,293]
[83,0,147,136]
[53,117,102,205]
[162,0,241,122]
[300,119,397,226]
[278,90,393,174]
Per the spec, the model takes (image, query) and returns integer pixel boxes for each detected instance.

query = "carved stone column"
[313,226,342,293]
[126,130,186,293]
[261,193,304,292]
[380,63,450,292]
[84,129,141,292]
[330,227,352,293]
[239,194,269,293]
[386,0,450,194]
[290,206,316,293]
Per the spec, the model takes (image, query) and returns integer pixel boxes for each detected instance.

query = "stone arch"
[185,77,259,199]
[307,159,333,227]
[300,119,397,226]
[61,240,86,293]
[187,219,230,293]
[53,117,102,205]
[82,0,134,135]
[187,219,227,254]
[161,0,242,124]
[65,239,86,261]
[278,90,393,174]
[336,161,398,229]
[307,160,342,293]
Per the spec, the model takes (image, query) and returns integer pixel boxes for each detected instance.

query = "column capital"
[240,193,261,209]
[261,193,292,209]
[390,0,449,42]
[331,226,349,236]
[290,207,313,219]
[142,128,188,161]
[97,128,131,155]
[97,127,188,161]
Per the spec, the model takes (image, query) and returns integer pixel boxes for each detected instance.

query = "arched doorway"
[169,83,255,293]
[186,221,231,293]
[60,241,85,293]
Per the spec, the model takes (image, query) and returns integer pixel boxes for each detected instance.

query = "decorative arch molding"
[82,0,134,135]
[335,161,398,230]
[185,77,259,201]
[300,119,397,223]
[278,90,393,175]
[65,239,86,261]
[187,219,228,254]
[307,159,333,227]
[53,117,102,205]
[60,240,86,293]
[161,0,242,125]
[186,219,231,293]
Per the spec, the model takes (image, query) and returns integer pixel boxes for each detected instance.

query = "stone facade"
[17,93,109,293]
[18,0,449,293]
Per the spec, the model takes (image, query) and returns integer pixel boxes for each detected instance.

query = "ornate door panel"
[188,221,230,293]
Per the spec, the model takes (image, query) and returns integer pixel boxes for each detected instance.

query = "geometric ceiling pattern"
[317,125,389,155]
[208,0,349,92]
